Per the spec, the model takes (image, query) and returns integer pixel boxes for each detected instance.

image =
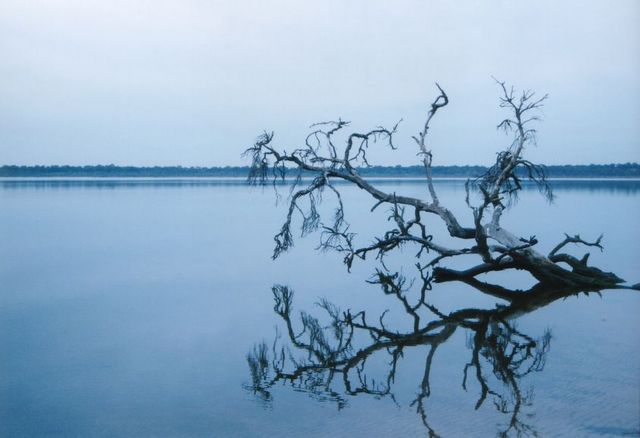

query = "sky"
[0,0,638,166]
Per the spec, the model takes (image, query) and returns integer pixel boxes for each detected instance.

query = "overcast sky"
[1,0,638,166]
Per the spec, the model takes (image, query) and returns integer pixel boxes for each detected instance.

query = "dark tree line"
[2,163,639,178]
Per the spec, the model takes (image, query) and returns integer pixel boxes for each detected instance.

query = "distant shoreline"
[1,163,639,178]
[2,177,640,182]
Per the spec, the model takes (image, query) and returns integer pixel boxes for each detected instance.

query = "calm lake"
[1,178,639,437]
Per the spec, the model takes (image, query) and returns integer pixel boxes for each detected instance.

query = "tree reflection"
[244,277,624,437]
[243,83,638,436]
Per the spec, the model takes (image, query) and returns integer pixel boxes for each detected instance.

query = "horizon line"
[2,162,639,168]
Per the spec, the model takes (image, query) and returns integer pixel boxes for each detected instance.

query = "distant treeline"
[1,163,639,178]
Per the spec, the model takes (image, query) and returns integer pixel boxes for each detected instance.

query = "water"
[1,178,639,437]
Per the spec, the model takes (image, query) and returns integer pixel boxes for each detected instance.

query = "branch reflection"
[246,277,614,437]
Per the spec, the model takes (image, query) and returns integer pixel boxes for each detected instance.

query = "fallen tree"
[244,80,638,295]
[245,81,638,436]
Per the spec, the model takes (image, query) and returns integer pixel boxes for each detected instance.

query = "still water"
[1,178,639,437]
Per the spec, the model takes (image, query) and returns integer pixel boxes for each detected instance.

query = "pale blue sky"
[1,0,638,166]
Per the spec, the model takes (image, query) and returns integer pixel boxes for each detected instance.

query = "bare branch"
[548,233,603,258]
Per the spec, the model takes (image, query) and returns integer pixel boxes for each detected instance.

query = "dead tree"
[244,81,640,436]
[245,81,638,436]
[244,81,638,296]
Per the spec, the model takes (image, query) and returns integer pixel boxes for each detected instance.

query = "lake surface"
[1,178,639,437]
